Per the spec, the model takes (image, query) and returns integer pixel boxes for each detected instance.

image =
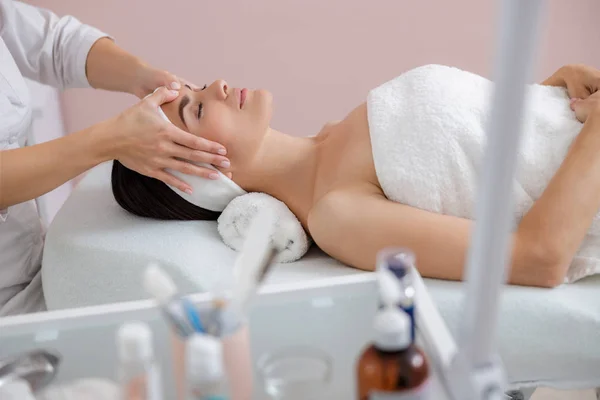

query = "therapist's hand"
[108,87,229,193]
[131,62,200,99]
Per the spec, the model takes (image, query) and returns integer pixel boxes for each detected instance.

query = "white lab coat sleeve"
[0,0,111,89]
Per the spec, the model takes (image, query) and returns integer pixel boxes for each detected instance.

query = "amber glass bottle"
[357,305,429,399]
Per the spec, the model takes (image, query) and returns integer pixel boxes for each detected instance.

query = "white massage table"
[42,162,600,391]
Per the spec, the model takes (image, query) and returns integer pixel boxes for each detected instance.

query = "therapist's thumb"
[144,86,179,107]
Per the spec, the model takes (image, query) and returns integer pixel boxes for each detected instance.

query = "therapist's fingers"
[162,158,222,181]
[151,170,192,194]
[178,77,201,91]
[167,126,227,155]
[156,70,182,90]
[132,64,202,98]
[148,70,200,92]
[163,141,231,169]
[144,86,180,107]
[132,66,183,98]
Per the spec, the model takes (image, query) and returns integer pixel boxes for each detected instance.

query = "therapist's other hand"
[556,64,600,100]
[110,87,229,193]
[570,91,600,123]
[131,63,200,99]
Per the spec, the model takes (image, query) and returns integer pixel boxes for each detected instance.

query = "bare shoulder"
[308,185,382,232]
[307,185,387,270]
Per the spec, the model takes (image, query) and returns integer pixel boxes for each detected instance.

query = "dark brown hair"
[111,160,221,221]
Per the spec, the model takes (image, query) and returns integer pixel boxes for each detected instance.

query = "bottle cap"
[116,321,154,363]
[186,333,224,383]
[377,248,415,280]
[373,306,412,351]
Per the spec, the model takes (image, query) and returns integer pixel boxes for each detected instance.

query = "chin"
[252,89,273,121]
[253,89,273,103]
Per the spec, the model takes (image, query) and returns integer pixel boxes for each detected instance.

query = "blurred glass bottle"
[377,248,416,341]
[357,265,430,399]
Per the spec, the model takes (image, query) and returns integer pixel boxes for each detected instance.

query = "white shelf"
[0,273,452,399]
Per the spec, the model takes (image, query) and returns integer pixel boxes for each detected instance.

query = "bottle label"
[403,304,416,341]
[368,379,430,400]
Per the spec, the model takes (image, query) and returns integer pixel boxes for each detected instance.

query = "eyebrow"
[178,95,190,128]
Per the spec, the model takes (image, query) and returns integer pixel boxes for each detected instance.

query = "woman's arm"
[309,190,550,287]
[84,37,147,95]
[309,105,600,288]
[0,122,110,209]
[85,37,191,98]
[0,1,187,97]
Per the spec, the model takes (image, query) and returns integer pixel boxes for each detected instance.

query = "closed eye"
[197,84,208,119]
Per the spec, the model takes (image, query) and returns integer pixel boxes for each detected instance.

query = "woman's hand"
[130,63,200,99]
[544,64,600,100]
[106,87,230,193]
[570,91,600,123]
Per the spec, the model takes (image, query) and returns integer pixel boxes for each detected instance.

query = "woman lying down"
[111,63,600,288]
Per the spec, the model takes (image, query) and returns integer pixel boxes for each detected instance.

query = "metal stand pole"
[447,0,547,399]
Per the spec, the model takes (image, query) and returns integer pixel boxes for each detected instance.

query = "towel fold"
[217,193,311,262]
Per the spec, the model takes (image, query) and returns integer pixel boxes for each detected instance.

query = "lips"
[240,88,247,108]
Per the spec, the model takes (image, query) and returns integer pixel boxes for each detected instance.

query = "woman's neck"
[234,128,322,227]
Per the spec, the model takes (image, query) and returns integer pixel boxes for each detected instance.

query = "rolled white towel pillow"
[217,193,311,262]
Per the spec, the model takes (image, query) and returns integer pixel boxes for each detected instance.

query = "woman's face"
[161,80,273,168]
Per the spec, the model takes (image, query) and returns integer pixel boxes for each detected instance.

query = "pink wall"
[25,0,600,137]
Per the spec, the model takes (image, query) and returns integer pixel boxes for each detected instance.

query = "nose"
[211,79,228,100]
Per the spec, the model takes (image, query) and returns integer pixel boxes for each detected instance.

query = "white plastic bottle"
[186,333,229,400]
[116,321,163,400]
[0,379,36,400]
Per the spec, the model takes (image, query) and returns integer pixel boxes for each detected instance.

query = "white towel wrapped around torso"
[367,64,599,283]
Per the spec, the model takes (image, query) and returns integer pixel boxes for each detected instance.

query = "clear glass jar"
[257,346,332,400]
